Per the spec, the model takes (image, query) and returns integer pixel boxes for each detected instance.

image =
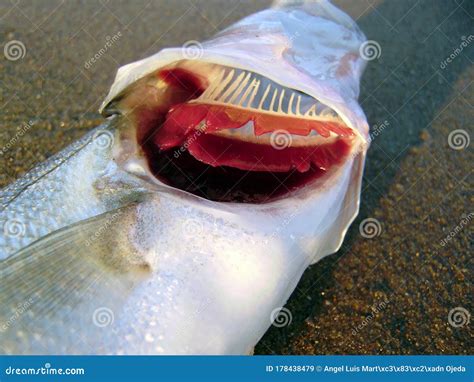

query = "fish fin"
[0,205,150,354]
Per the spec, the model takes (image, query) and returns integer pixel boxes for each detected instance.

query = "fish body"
[0,0,369,354]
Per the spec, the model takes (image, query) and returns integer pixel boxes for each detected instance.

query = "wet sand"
[0,0,472,354]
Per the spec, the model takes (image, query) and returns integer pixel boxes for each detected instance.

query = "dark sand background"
[0,0,472,354]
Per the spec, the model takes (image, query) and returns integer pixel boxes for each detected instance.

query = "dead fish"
[0,0,369,354]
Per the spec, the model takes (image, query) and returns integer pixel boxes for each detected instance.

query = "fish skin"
[0,117,147,258]
[0,0,369,354]
[0,154,360,354]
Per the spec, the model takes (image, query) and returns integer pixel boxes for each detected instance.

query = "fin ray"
[0,205,150,354]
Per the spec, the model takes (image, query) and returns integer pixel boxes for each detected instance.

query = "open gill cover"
[100,0,369,141]
[97,0,370,256]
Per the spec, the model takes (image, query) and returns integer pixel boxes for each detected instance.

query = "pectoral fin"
[0,205,149,354]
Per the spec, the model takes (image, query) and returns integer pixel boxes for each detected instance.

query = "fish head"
[100,0,370,264]
[0,1,373,355]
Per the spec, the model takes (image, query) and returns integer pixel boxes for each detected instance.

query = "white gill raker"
[245,79,260,108]
[199,69,222,99]
[227,71,252,104]
[257,83,271,110]
[238,78,259,108]
[287,92,295,115]
[218,71,245,102]
[268,88,278,112]
[201,71,220,98]
[305,104,317,118]
[195,69,346,125]
[277,89,285,113]
[206,69,234,100]
[295,95,302,116]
